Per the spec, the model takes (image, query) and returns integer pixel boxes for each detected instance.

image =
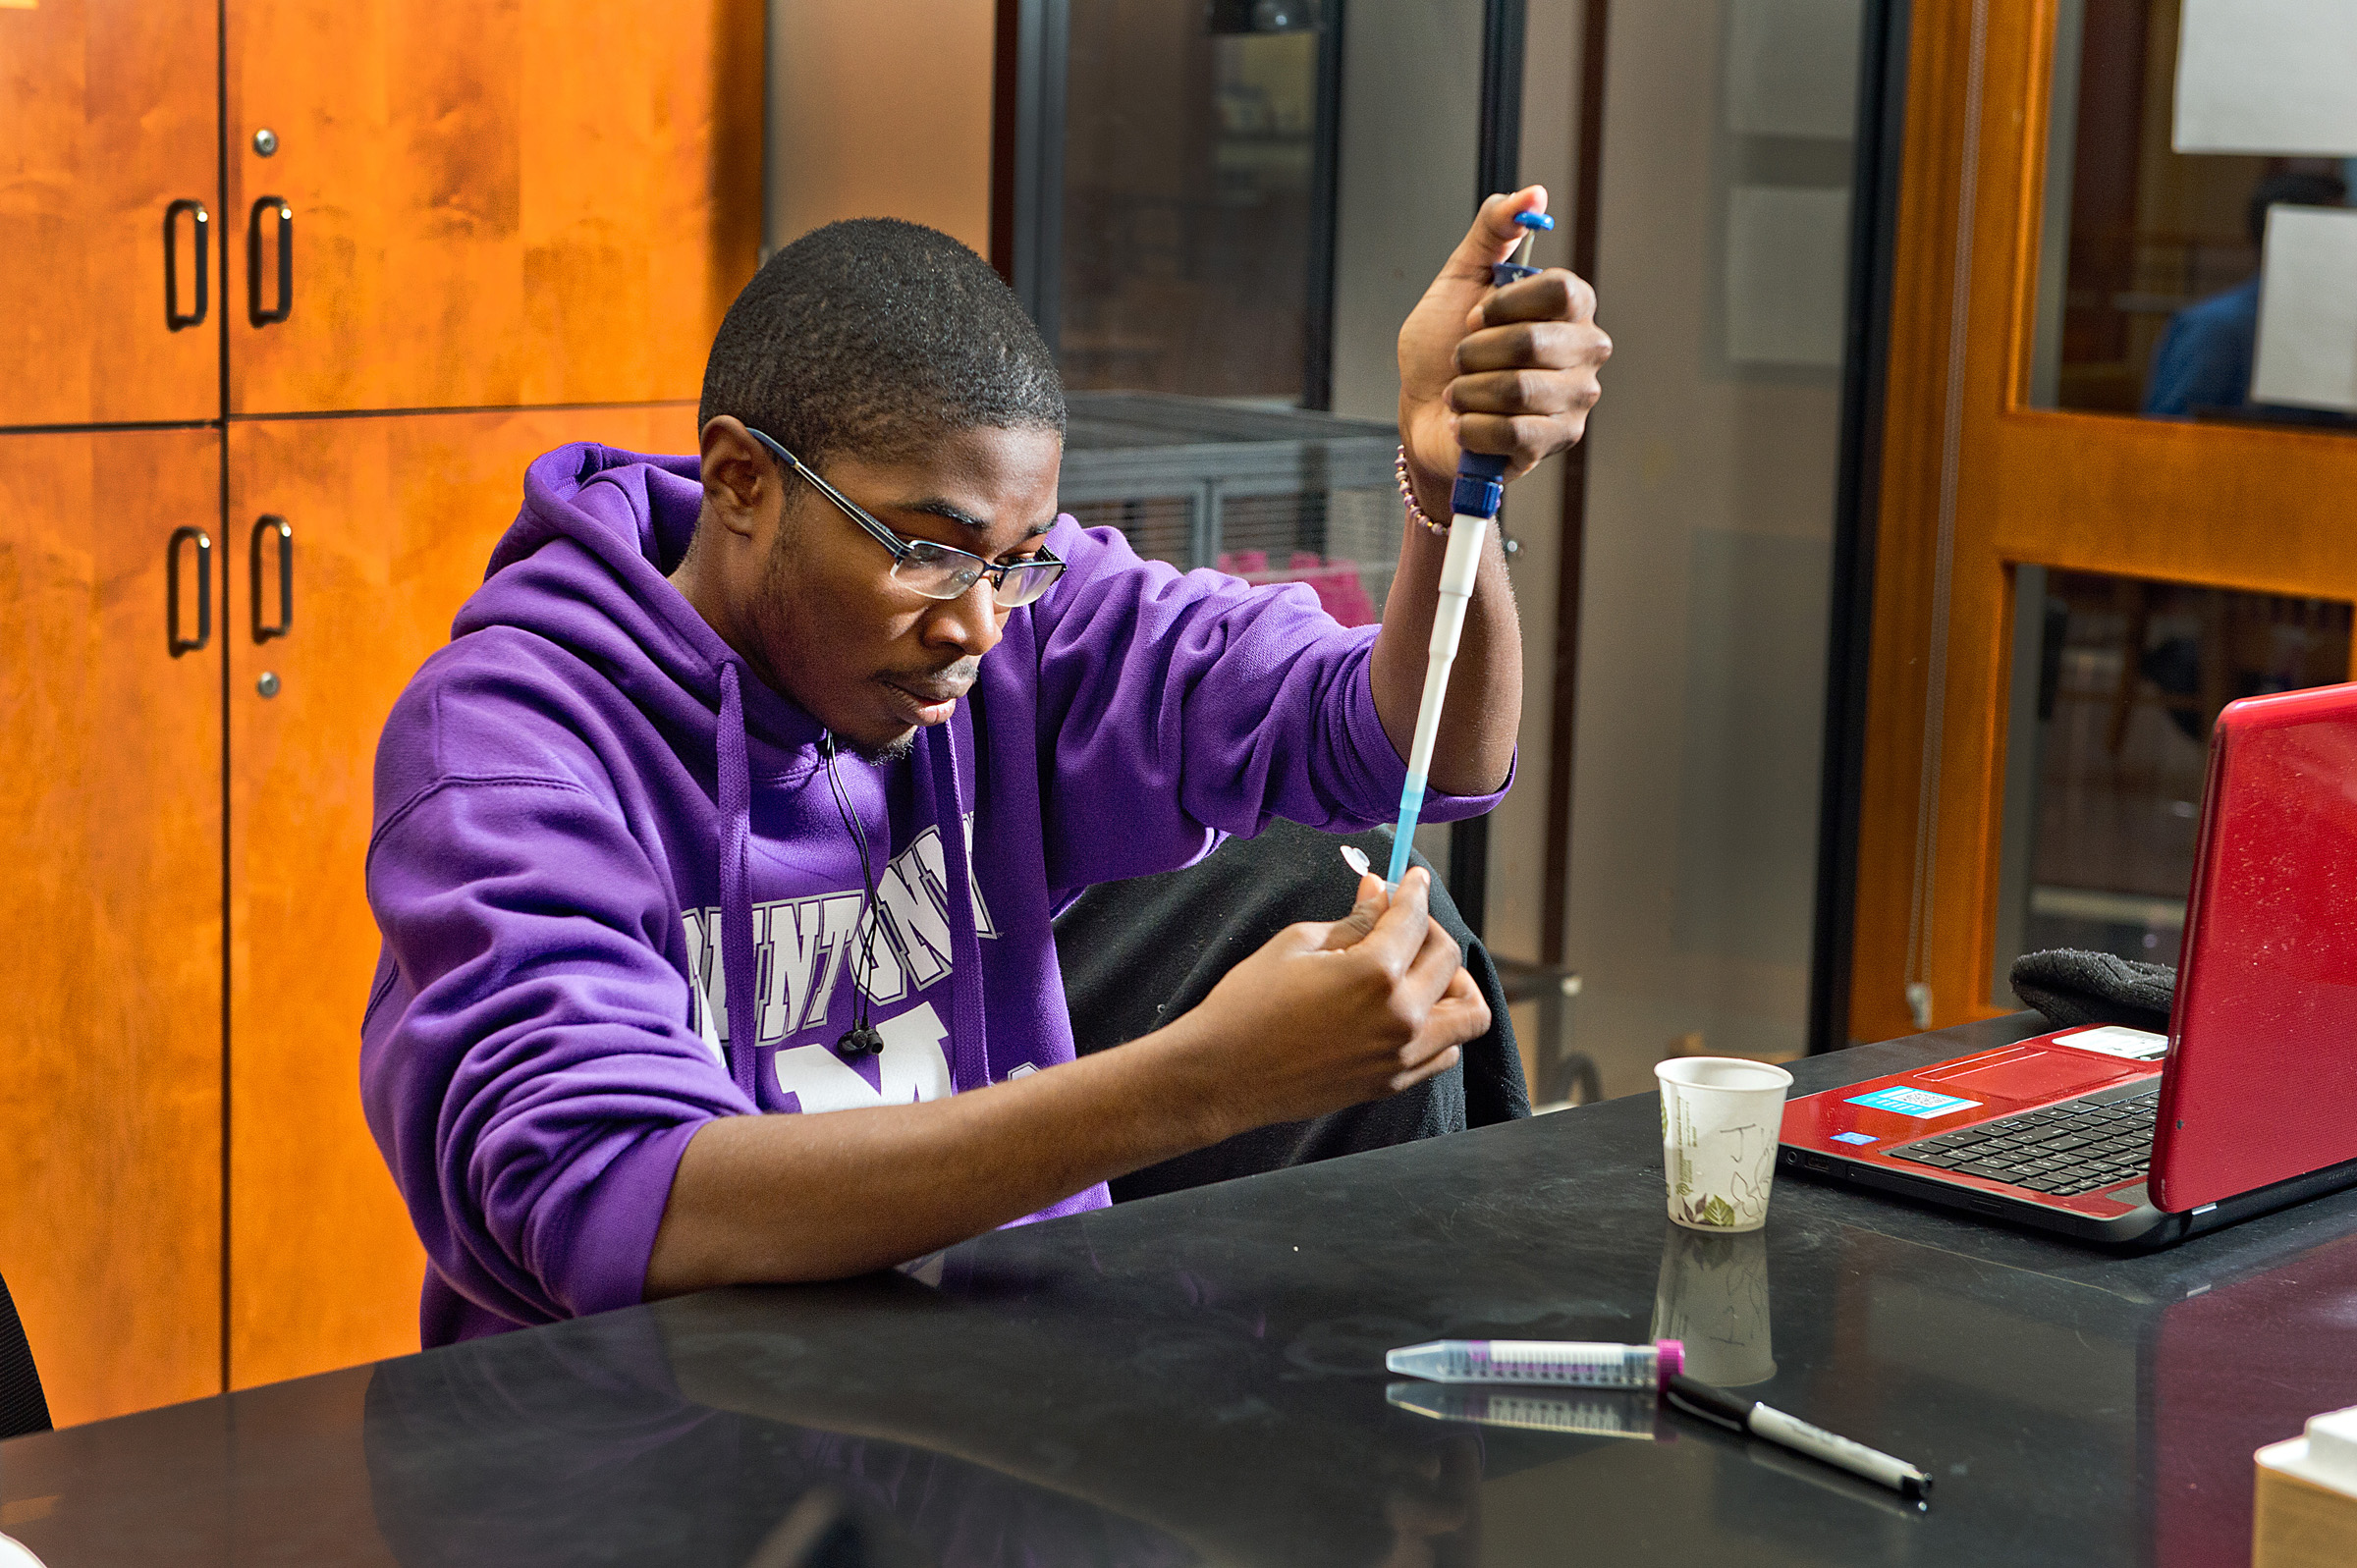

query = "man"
[2143,170,2347,419]
[361,191,1609,1344]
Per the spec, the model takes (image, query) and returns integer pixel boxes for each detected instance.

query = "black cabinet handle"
[247,195,293,326]
[249,514,293,643]
[164,199,209,331]
[167,526,212,658]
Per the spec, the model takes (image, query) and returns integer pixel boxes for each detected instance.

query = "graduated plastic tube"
[1386,1338,1686,1390]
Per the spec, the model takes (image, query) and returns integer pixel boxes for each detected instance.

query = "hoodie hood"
[470,443,818,753]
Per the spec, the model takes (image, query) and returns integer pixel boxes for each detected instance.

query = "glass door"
[1852,0,2357,1041]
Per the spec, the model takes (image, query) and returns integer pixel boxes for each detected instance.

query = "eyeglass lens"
[891,546,1062,608]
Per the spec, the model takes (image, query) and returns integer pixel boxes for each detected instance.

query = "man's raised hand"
[1396,187,1611,508]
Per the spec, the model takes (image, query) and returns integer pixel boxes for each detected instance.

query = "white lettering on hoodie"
[682,815,995,1060]
[769,1000,954,1110]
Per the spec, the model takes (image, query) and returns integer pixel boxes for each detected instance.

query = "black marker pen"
[1665,1374,1934,1503]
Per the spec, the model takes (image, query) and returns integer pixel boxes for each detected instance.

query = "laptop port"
[1803,1155,1835,1172]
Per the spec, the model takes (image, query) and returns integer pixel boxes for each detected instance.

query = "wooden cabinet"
[4,0,753,1422]
[223,405,694,1388]
[0,0,222,426]
[0,429,226,1426]
[223,0,763,414]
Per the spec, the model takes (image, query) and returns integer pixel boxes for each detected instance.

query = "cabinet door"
[223,0,763,416]
[0,0,222,426]
[0,429,225,1425]
[225,403,696,1387]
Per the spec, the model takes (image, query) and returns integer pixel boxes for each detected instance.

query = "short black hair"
[697,219,1065,469]
[2248,171,2348,245]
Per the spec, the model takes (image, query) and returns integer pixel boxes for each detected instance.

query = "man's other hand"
[1175,868,1490,1132]
[1397,187,1610,508]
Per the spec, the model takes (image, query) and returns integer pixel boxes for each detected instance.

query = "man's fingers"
[1440,187,1551,282]
[1403,914,1461,1002]
[1453,410,1593,471]
[1473,267,1596,327]
[1454,319,1613,375]
[1403,990,1491,1071]
[1390,1044,1462,1094]
[1398,962,1488,1065]
[1349,866,1434,976]
[1447,368,1593,417]
[1439,967,1491,1040]
[1316,873,1392,950]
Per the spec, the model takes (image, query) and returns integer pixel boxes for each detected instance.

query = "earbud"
[820,730,887,1062]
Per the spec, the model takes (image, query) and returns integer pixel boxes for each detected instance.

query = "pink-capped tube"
[1385,1338,1685,1390]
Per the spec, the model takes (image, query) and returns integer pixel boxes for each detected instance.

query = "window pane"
[1563,0,1863,1085]
[1061,5,1321,399]
[2030,0,2357,431]
[1993,567,2353,987]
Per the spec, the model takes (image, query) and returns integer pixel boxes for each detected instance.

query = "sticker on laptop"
[1843,1086,1984,1117]
[2056,1025,2169,1061]
[1830,1131,1879,1145]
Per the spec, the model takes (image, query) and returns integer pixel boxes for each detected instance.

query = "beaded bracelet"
[1396,446,1450,536]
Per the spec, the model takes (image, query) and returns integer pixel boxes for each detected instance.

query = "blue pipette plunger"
[1385,208,1555,888]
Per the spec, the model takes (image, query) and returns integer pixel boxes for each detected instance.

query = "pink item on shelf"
[1216,549,1269,576]
[1285,551,1376,626]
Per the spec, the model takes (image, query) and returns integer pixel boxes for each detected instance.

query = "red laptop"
[1781,681,2357,1247]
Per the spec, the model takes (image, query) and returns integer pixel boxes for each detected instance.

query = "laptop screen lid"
[2153,681,2357,1212]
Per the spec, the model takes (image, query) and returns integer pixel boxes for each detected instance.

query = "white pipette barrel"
[1383,209,1552,888]
[1383,491,1496,885]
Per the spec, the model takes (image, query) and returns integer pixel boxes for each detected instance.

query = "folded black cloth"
[0,1267,50,1441]
[1056,818,1528,1203]
[2009,948,2176,1035]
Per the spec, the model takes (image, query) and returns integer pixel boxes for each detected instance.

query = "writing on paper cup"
[1655,1055,1794,1233]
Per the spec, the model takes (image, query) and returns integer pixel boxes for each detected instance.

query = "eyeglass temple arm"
[753,429,913,561]
[751,424,1057,590]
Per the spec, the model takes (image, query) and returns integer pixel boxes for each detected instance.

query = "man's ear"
[698,416,771,541]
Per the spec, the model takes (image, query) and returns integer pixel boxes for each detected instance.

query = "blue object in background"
[2143,277,2258,417]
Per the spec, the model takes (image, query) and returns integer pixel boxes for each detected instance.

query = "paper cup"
[1650,1224,1776,1386]
[1655,1055,1793,1233]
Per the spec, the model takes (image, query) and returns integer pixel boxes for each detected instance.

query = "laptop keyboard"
[1888,1086,2160,1198]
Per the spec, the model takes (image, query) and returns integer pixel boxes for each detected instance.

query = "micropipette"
[1385,207,1556,889]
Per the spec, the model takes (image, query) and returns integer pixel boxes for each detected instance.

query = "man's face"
[737,423,1065,759]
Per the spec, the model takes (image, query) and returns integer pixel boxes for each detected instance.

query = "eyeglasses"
[743,426,1067,609]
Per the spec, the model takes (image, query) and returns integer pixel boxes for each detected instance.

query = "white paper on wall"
[1726,186,1850,367]
[2175,0,2357,156]
[2251,204,2357,411]
[1725,0,1865,139]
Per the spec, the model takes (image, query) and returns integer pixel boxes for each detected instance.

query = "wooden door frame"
[1851,0,2357,1045]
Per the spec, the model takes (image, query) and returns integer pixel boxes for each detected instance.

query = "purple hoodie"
[360,444,1507,1345]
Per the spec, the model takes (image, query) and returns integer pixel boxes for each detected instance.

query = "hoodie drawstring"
[717,667,987,1101]
[717,662,761,1103]
[923,724,990,1090]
